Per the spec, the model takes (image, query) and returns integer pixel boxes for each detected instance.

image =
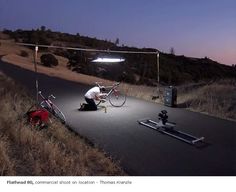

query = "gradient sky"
[0,0,236,65]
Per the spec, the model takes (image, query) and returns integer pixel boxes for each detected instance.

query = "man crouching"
[79,86,106,111]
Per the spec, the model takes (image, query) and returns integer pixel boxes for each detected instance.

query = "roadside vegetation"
[124,80,236,121]
[177,79,236,121]
[0,72,125,176]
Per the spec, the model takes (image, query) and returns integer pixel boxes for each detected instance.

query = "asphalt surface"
[1,60,236,176]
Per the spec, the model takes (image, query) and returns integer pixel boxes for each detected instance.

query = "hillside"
[2,27,236,86]
[177,79,236,121]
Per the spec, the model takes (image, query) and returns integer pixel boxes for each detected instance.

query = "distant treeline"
[3,27,236,85]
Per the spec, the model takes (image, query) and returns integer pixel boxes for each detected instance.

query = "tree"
[115,38,119,45]
[40,26,46,31]
[40,54,58,67]
[20,50,29,57]
[170,47,175,55]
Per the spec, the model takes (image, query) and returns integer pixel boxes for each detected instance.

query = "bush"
[20,50,29,57]
[40,54,58,67]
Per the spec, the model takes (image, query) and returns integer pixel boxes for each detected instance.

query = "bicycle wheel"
[51,104,66,124]
[109,90,126,107]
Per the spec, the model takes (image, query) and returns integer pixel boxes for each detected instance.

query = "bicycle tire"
[109,90,126,107]
[41,101,66,123]
[51,103,66,124]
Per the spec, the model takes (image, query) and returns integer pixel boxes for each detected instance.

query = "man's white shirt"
[85,86,100,99]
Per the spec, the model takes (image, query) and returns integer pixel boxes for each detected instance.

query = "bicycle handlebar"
[38,91,56,100]
[95,81,120,88]
[49,94,56,99]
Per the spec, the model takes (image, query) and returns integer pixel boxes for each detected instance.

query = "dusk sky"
[0,0,236,65]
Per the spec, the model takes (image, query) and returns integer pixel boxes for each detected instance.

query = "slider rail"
[138,118,204,145]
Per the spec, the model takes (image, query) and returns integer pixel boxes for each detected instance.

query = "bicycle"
[38,91,66,124]
[95,82,126,107]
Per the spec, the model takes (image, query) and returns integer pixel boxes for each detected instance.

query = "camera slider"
[138,110,204,145]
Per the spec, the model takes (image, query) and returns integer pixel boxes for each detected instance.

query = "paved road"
[1,60,236,175]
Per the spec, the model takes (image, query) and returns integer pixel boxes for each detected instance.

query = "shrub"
[40,54,58,67]
[20,50,29,57]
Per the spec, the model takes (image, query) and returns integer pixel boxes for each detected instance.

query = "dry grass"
[177,79,236,121]
[0,72,125,176]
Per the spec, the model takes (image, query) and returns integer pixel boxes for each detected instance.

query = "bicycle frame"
[95,82,126,107]
[38,91,66,123]
[38,91,55,111]
[96,82,120,99]
[103,83,120,99]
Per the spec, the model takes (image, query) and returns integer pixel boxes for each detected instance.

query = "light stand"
[34,45,39,103]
